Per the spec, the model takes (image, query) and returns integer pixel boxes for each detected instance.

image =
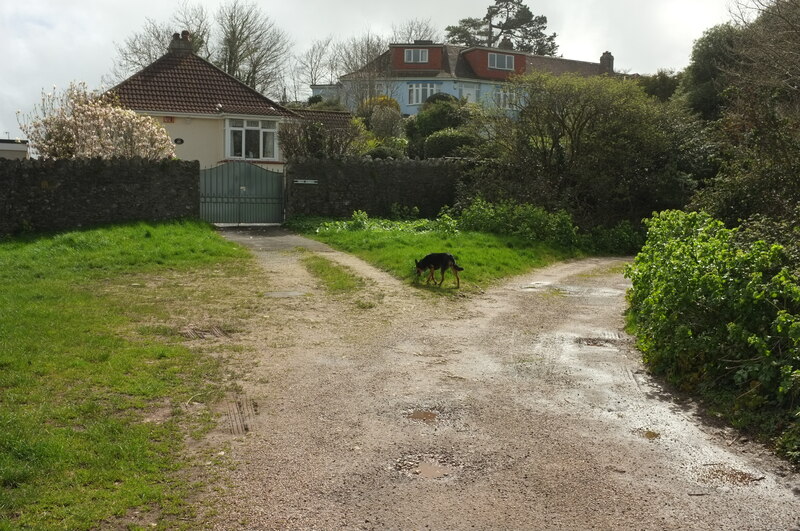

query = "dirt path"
[198,227,799,530]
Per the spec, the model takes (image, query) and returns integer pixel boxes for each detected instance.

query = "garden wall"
[285,158,463,219]
[0,158,199,234]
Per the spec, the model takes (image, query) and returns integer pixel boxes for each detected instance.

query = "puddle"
[416,461,450,479]
[634,428,661,440]
[406,410,438,424]
[393,452,459,480]
[521,283,624,298]
[699,464,765,486]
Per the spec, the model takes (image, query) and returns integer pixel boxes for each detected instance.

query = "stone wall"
[285,158,463,219]
[0,158,199,234]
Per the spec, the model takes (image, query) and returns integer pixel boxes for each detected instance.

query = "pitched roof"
[111,49,297,118]
[342,43,608,82]
[291,109,353,129]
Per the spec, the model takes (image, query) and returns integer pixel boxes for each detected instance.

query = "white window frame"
[404,48,429,63]
[408,82,439,105]
[226,118,279,161]
[488,52,515,71]
[494,86,516,109]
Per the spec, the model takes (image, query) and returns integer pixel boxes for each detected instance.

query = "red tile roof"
[111,51,297,118]
[291,109,354,129]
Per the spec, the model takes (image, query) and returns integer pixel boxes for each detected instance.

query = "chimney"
[168,31,193,54]
[600,51,614,74]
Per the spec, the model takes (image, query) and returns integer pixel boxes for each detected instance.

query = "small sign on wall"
[163,116,175,123]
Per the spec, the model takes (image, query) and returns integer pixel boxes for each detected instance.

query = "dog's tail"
[454,264,464,271]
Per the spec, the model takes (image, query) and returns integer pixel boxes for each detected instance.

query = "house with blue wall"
[312,41,615,115]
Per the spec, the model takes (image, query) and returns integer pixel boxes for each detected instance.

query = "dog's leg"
[426,267,435,284]
[452,265,460,288]
[439,268,446,286]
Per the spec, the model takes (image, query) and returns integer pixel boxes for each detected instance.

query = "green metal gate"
[200,162,284,224]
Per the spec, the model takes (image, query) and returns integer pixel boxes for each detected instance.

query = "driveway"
[198,227,799,530]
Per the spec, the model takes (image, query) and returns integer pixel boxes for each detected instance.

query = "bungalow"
[113,31,329,170]
[313,41,615,115]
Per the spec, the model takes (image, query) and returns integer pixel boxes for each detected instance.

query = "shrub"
[457,198,578,247]
[423,128,475,158]
[366,145,404,159]
[18,82,174,160]
[578,221,646,255]
[278,118,366,160]
[626,210,800,461]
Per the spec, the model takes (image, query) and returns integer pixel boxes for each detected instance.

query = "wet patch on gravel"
[392,451,467,481]
[633,428,662,440]
[406,409,439,424]
[520,281,625,298]
[696,464,766,487]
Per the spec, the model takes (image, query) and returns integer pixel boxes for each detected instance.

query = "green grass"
[301,253,365,294]
[0,220,249,529]
[298,227,575,291]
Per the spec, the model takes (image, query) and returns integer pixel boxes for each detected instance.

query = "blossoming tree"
[18,82,175,160]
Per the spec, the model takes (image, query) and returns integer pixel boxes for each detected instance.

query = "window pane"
[262,131,275,159]
[420,50,428,62]
[231,130,243,157]
[246,120,260,128]
[405,49,412,62]
[230,119,244,127]
[489,53,496,68]
[261,120,277,130]
[245,129,259,158]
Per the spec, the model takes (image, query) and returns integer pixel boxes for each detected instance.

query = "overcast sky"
[2,0,734,140]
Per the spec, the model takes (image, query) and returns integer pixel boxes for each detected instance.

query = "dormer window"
[488,52,514,71]
[405,49,429,63]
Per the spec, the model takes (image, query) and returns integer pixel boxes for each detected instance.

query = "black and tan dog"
[415,253,464,288]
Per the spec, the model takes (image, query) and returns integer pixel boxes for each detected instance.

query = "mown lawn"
[0,221,250,529]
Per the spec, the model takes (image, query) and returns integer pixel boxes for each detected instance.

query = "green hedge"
[626,210,800,462]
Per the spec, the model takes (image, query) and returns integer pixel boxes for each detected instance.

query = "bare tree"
[390,18,443,43]
[110,0,289,98]
[334,31,392,108]
[214,0,291,98]
[297,36,337,87]
[110,1,211,81]
[730,0,800,93]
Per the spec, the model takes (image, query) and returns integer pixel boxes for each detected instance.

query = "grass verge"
[300,253,365,294]
[0,220,250,529]
[292,224,576,292]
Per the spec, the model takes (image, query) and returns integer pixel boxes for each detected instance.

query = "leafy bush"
[457,198,578,247]
[578,221,646,255]
[316,210,453,235]
[423,128,475,158]
[389,203,420,221]
[626,210,800,462]
[366,145,404,159]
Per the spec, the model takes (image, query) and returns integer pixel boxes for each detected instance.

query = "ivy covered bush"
[626,210,800,462]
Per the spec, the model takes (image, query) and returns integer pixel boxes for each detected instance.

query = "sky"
[1,0,734,140]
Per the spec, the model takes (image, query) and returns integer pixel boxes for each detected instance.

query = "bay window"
[408,82,438,105]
